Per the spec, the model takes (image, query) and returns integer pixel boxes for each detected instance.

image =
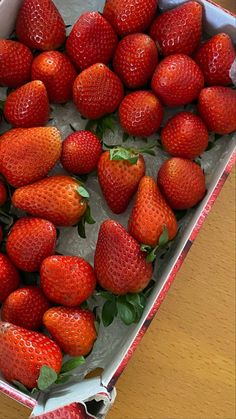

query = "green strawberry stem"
[141,226,169,263]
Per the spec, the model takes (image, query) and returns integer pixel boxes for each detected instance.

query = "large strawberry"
[66,11,117,70]
[0,127,62,188]
[40,256,96,307]
[73,63,124,120]
[43,307,97,356]
[0,322,62,389]
[31,51,77,103]
[0,40,33,88]
[113,33,158,89]
[6,218,57,272]
[151,54,204,106]
[119,91,163,137]
[94,220,153,294]
[195,33,236,86]
[4,80,49,128]
[16,0,66,51]
[0,181,7,207]
[1,287,50,330]
[103,0,157,37]
[198,87,236,134]
[150,1,202,56]
[0,254,20,303]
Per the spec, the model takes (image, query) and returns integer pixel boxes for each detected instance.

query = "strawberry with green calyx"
[140,225,171,263]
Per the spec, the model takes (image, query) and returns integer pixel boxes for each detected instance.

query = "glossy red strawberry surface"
[0,254,20,303]
[0,40,33,88]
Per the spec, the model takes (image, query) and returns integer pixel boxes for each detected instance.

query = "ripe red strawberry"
[6,218,57,272]
[157,157,206,209]
[113,33,158,89]
[128,176,177,246]
[150,1,202,56]
[0,127,62,188]
[73,63,124,120]
[61,131,102,175]
[40,256,96,307]
[0,40,33,88]
[1,287,50,330]
[0,254,20,302]
[12,176,88,227]
[151,54,204,106]
[0,181,7,207]
[119,91,163,137]
[4,80,49,128]
[43,307,97,356]
[103,0,157,37]
[0,321,62,389]
[195,33,236,86]
[31,51,77,103]
[161,112,209,159]
[98,148,146,214]
[94,220,153,294]
[16,0,66,51]
[198,87,236,135]
[66,11,117,71]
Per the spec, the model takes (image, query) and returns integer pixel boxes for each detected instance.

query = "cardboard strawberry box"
[0,0,235,418]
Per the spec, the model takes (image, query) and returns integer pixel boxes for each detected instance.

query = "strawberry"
[94,220,153,294]
[195,33,236,86]
[128,176,177,246]
[16,0,66,51]
[198,86,236,135]
[0,254,20,303]
[157,157,206,209]
[73,63,124,120]
[6,218,57,272]
[103,0,157,37]
[0,181,7,207]
[31,51,77,104]
[151,54,204,106]
[0,322,62,389]
[1,287,50,330]
[119,91,163,137]
[161,112,209,159]
[4,81,49,128]
[0,127,62,188]
[61,130,102,175]
[43,307,97,356]
[113,33,158,89]
[149,1,202,57]
[66,11,118,71]
[40,256,96,307]
[0,40,33,88]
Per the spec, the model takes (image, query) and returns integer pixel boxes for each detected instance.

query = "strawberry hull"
[0,0,235,418]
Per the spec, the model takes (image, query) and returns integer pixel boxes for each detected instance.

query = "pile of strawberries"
[0,0,235,394]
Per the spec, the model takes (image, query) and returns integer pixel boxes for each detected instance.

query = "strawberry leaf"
[140,244,152,253]
[109,148,139,164]
[146,246,159,263]
[12,380,31,395]
[77,186,90,199]
[158,226,169,247]
[84,206,95,224]
[126,293,142,308]
[77,206,95,238]
[61,356,85,374]
[37,366,58,391]
[102,299,117,327]
[117,296,136,325]
[55,374,72,385]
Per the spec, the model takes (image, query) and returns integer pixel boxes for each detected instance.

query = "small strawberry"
[119,91,163,137]
[149,1,202,56]
[161,112,209,159]
[16,0,66,51]
[1,287,50,330]
[151,54,204,106]
[94,220,153,294]
[157,157,206,209]
[0,322,62,389]
[0,127,62,188]
[0,181,7,207]
[195,33,236,86]
[73,63,124,120]
[4,80,49,128]
[113,33,158,89]
[66,11,118,71]
[198,86,236,134]
[0,254,20,303]
[40,256,96,307]
[103,0,157,37]
[31,51,77,104]
[128,176,177,246]
[6,218,57,272]
[43,307,97,356]
[0,40,33,88]
[61,130,102,175]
